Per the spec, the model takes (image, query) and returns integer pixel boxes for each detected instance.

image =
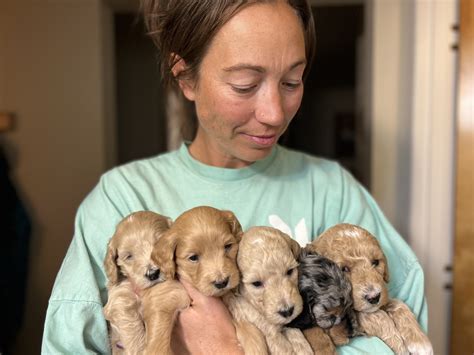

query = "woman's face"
[181,1,307,168]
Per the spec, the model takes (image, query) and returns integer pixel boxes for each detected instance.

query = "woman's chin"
[235,146,274,166]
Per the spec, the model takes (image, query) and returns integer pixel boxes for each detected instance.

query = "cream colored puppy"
[224,226,313,355]
[103,211,172,354]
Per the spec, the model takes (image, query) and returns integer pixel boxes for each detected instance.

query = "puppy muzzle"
[213,277,230,290]
[146,267,161,281]
[278,305,295,319]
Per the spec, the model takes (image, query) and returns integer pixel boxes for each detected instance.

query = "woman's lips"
[243,134,277,147]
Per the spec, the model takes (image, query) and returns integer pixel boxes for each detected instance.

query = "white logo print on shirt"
[268,215,310,246]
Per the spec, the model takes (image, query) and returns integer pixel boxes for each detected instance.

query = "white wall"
[0,1,113,353]
[370,0,412,237]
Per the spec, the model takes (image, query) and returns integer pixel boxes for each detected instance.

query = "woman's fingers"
[179,277,201,304]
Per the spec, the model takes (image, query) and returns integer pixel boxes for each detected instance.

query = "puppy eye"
[123,253,133,261]
[372,259,380,267]
[342,266,350,273]
[188,254,199,262]
[224,243,233,252]
[286,268,294,276]
[252,281,263,288]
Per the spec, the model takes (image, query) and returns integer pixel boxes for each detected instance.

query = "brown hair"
[141,0,316,91]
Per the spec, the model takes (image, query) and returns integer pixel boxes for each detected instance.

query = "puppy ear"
[104,238,120,286]
[280,232,301,258]
[152,230,178,280]
[302,243,316,255]
[382,255,390,283]
[153,215,173,239]
[222,210,243,242]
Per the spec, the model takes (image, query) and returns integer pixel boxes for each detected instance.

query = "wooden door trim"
[450,0,474,353]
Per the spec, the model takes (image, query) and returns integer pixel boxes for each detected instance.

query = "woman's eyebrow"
[223,64,265,73]
[222,59,306,73]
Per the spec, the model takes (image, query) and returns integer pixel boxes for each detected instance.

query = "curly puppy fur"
[142,206,243,355]
[308,223,433,355]
[288,250,358,354]
[103,211,172,354]
[223,226,313,355]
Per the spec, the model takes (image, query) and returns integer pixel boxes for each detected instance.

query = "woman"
[42,1,427,354]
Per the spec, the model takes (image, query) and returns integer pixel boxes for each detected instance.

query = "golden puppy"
[223,226,313,355]
[141,206,243,355]
[103,211,172,354]
[308,223,433,354]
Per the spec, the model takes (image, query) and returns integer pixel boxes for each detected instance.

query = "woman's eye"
[342,266,350,273]
[231,85,257,94]
[224,243,233,252]
[188,254,199,262]
[286,268,294,276]
[252,281,263,288]
[372,259,380,267]
[282,81,301,90]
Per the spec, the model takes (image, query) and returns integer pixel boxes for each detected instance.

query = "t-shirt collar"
[178,142,278,181]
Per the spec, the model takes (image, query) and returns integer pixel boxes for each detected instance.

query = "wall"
[0,1,112,353]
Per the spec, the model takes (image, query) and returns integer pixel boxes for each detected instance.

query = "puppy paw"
[284,328,314,355]
[406,338,433,355]
[327,325,350,346]
[331,335,349,346]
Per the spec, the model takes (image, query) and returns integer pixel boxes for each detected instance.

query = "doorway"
[284,4,368,187]
[114,13,167,165]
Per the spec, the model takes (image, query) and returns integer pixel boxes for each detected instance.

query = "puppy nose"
[213,277,229,289]
[278,306,294,318]
[329,315,337,323]
[146,268,160,281]
[364,292,381,304]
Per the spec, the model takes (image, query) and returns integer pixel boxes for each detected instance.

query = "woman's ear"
[171,54,196,101]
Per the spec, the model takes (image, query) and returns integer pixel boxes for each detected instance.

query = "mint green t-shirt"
[42,143,427,354]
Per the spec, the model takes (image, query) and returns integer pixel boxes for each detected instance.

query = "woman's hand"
[171,278,244,355]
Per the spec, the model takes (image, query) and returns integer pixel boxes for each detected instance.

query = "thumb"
[179,277,204,304]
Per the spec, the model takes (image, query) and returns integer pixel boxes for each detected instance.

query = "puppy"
[308,223,433,354]
[103,211,172,354]
[288,250,358,354]
[223,226,313,355]
[141,206,243,355]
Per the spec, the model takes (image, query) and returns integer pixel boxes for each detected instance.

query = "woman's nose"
[255,87,285,126]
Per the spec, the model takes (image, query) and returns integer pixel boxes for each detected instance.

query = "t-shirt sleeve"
[42,173,129,354]
[323,165,428,354]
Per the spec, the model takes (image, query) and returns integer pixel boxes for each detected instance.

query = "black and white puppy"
[288,250,359,349]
